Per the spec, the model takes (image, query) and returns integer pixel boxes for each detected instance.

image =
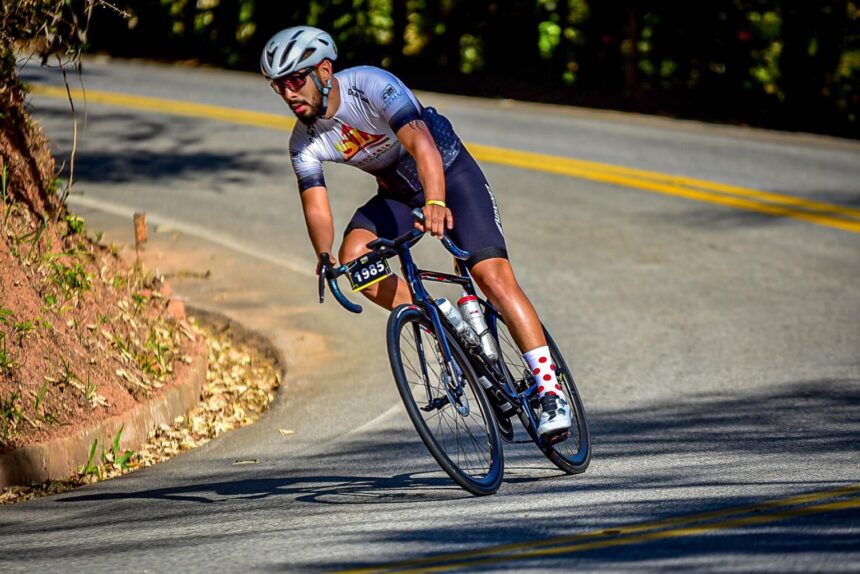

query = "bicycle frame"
[318,209,544,437]
[401,250,543,435]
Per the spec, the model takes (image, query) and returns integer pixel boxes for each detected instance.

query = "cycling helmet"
[260,26,338,80]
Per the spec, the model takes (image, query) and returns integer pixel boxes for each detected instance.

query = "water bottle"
[457,293,499,362]
[436,298,480,348]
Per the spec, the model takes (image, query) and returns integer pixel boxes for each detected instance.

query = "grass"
[12,320,33,345]
[0,335,16,375]
[0,390,23,443]
[49,260,92,296]
[1,165,10,229]
[64,214,85,237]
[31,382,58,425]
[79,425,135,479]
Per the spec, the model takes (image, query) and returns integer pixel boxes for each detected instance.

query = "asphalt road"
[1,57,859,572]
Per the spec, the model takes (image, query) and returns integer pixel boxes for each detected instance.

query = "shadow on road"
[4,379,848,571]
[29,106,285,188]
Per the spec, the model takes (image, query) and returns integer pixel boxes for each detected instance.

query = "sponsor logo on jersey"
[382,83,397,102]
[354,140,397,168]
[335,123,388,161]
[348,86,370,104]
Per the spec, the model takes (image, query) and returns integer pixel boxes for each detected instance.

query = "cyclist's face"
[272,66,324,125]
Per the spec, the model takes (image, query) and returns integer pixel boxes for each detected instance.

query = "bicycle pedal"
[547,430,570,445]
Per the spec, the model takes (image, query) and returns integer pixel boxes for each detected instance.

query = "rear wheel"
[490,312,591,474]
[387,305,504,495]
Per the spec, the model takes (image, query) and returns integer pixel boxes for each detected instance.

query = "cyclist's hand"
[417,203,454,238]
[316,252,337,276]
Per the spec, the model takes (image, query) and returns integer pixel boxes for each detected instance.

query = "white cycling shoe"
[538,392,572,437]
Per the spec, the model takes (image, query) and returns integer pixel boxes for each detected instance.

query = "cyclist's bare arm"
[396,119,453,238]
[300,185,336,273]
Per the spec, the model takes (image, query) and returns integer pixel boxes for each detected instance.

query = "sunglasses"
[271,66,316,93]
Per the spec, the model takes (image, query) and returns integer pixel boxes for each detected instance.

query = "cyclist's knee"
[472,258,519,303]
[339,229,376,263]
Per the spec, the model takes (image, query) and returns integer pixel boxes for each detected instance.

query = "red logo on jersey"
[335,123,387,161]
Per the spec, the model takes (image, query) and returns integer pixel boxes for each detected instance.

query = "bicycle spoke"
[391,308,504,493]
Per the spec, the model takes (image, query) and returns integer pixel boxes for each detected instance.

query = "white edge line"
[67,194,315,278]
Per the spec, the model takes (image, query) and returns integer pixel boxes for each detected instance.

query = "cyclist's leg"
[469,258,546,352]
[444,149,570,436]
[442,149,546,353]
[340,194,416,310]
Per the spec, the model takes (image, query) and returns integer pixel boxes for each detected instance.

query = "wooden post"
[133,212,147,264]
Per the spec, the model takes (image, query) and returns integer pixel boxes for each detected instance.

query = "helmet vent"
[280,40,297,68]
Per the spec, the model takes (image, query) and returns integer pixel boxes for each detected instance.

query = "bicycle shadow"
[57,441,569,508]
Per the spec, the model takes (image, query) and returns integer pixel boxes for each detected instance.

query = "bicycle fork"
[415,305,470,416]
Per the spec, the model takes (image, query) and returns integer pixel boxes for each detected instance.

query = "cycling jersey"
[289,66,508,268]
[289,66,461,194]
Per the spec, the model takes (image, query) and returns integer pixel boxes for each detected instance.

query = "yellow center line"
[31,84,296,131]
[338,483,860,574]
[30,84,860,234]
[467,143,860,221]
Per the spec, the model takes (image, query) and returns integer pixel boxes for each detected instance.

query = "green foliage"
[0,390,23,442]
[80,425,136,477]
[12,320,34,345]
[64,213,86,236]
[79,0,858,134]
[109,424,135,470]
[49,259,93,296]
[80,438,100,477]
[0,335,16,375]
[1,165,11,229]
[33,381,48,413]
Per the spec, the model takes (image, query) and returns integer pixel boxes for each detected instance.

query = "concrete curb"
[0,305,208,487]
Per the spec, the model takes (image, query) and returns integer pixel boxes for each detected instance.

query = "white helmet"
[260,26,337,80]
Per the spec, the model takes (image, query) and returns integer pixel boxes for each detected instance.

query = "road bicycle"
[318,209,590,495]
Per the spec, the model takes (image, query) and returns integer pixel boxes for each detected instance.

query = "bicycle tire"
[490,312,591,474]
[387,304,504,495]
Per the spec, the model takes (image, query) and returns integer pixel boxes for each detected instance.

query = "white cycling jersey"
[289,66,461,194]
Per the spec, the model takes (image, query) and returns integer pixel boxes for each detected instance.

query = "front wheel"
[490,312,591,474]
[388,305,504,495]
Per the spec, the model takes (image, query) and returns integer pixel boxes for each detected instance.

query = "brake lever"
[318,253,331,304]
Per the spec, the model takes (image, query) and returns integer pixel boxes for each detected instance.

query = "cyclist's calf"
[470,257,547,353]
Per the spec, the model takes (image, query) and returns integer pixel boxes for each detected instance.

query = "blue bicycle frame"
[318,209,545,440]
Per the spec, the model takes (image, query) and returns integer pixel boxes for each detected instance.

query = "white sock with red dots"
[524,346,563,398]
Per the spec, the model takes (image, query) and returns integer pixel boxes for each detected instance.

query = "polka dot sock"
[524,346,562,399]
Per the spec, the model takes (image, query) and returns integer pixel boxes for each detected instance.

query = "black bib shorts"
[344,148,508,269]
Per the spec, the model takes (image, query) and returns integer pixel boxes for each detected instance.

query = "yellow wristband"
[426,200,446,208]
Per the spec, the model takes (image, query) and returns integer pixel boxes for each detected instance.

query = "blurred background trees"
[85,0,859,136]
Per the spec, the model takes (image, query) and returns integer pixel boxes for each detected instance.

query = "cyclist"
[261,26,571,438]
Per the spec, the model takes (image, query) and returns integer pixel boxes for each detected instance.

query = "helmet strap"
[310,71,333,116]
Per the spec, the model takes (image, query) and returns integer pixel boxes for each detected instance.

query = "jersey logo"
[335,123,388,161]
[382,84,396,101]
[348,86,370,104]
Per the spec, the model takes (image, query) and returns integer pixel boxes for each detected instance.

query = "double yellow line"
[30,84,860,234]
[338,483,860,573]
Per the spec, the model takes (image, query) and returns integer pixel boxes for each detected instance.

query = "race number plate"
[346,252,392,292]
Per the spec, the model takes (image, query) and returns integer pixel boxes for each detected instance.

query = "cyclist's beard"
[290,89,324,125]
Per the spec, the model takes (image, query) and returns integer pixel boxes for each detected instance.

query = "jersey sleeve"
[289,130,326,193]
[365,69,422,133]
